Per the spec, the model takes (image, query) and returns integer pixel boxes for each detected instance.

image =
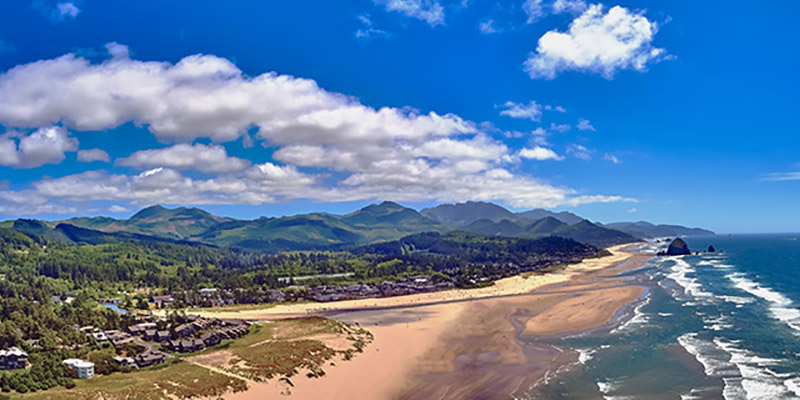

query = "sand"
[197,244,649,400]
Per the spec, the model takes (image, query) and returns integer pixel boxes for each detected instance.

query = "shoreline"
[178,243,637,321]
[199,243,653,399]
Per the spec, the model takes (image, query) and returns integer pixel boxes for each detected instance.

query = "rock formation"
[708,245,715,253]
[665,238,691,256]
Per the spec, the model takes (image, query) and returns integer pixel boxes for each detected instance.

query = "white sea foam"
[714,338,796,400]
[785,378,800,397]
[577,348,596,365]
[667,258,714,299]
[611,296,651,334]
[727,273,800,333]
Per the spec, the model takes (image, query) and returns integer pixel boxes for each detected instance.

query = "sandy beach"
[184,243,651,400]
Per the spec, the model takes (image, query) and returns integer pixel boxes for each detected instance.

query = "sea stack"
[708,245,716,253]
[666,238,691,256]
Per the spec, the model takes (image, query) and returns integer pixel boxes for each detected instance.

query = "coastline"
[192,243,652,399]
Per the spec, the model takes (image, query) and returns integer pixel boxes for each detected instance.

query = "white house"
[63,358,95,379]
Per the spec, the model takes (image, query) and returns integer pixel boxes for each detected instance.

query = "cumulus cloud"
[117,143,249,173]
[77,148,110,163]
[567,143,592,160]
[0,45,635,214]
[56,2,80,18]
[523,0,587,23]
[0,126,78,168]
[549,122,571,133]
[525,4,667,79]
[577,118,595,131]
[498,101,543,121]
[109,205,130,213]
[519,146,564,161]
[603,153,621,164]
[479,19,498,34]
[373,0,445,26]
[356,14,390,40]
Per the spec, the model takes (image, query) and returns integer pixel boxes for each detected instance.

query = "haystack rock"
[666,238,691,256]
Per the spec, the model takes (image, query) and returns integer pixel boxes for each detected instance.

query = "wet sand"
[202,244,651,400]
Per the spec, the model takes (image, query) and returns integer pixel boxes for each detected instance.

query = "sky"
[0,0,798,233]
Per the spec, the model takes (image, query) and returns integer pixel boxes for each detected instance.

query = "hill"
[515,209,584,225]
[603,221,715,238]
[65,205,231,240]
[421,201,515,226]
[459,216,636,247]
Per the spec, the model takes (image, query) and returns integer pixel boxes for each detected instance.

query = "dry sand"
[198,244,649,400]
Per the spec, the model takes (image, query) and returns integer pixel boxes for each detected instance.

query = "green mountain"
[459,216,636,247]
[515,209,584,225]
[548,220,637,248]
[421,201,515,226]
[602,221,715,239]
[7,201,714,252]
[197,202,447,250]
[195,213,361,251]
[524,216,567,234]
[65,205,231,240]
[463,219,523,237]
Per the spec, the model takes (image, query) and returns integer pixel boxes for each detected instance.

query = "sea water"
[527,234,800,400]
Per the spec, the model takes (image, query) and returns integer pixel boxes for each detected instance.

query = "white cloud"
[531,127,549,145]
[551,0,587,15]
[498,101,543,121]
[0,46,636,214]
[603,153,621,164]
[373,0,445,26]
[523,0,545,23]
[356,14,390,40]
[577,118,595,131]
[77,148,110,163]
[567,143,592,160]
[117,143,249,173]
[524,0,586,23]
[627,207,637,213]
[549,122,571,133]
[0,126,78,168]
[109,205,129,213]
[479,19,498,34]
[762,172,800,182]
[519,146,564,161]
[525,4,667,79]
[56,2,80,18]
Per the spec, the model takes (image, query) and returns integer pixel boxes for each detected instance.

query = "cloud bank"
[0,45,634,215]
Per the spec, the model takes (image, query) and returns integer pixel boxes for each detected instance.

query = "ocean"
[527,234,800,400]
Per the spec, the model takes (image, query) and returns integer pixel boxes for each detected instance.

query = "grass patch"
[221,317,373,383]
[17,361,247,400]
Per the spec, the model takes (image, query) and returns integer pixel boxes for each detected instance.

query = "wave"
[611,296,651,334]
[726,273,800,333]
[714,338,796,400]
[666,258,714,300]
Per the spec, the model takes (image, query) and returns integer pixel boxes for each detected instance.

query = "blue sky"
[0,0,798,233]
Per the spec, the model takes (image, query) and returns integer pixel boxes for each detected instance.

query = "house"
[200,332,221,347]
[89,331,108,343]
[112,356,137,368]
[143,329,158,341]
[174,323,196,338]
[135,350,167,368]
[63,359,95,379]
[167,339,205,353]
[0,347,28,370]
[150,295,175,307]
[156,330,171,342]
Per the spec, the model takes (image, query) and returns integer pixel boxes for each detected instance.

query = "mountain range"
[0,201,713,251]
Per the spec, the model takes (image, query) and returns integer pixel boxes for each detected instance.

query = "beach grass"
[16,361,247,400]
